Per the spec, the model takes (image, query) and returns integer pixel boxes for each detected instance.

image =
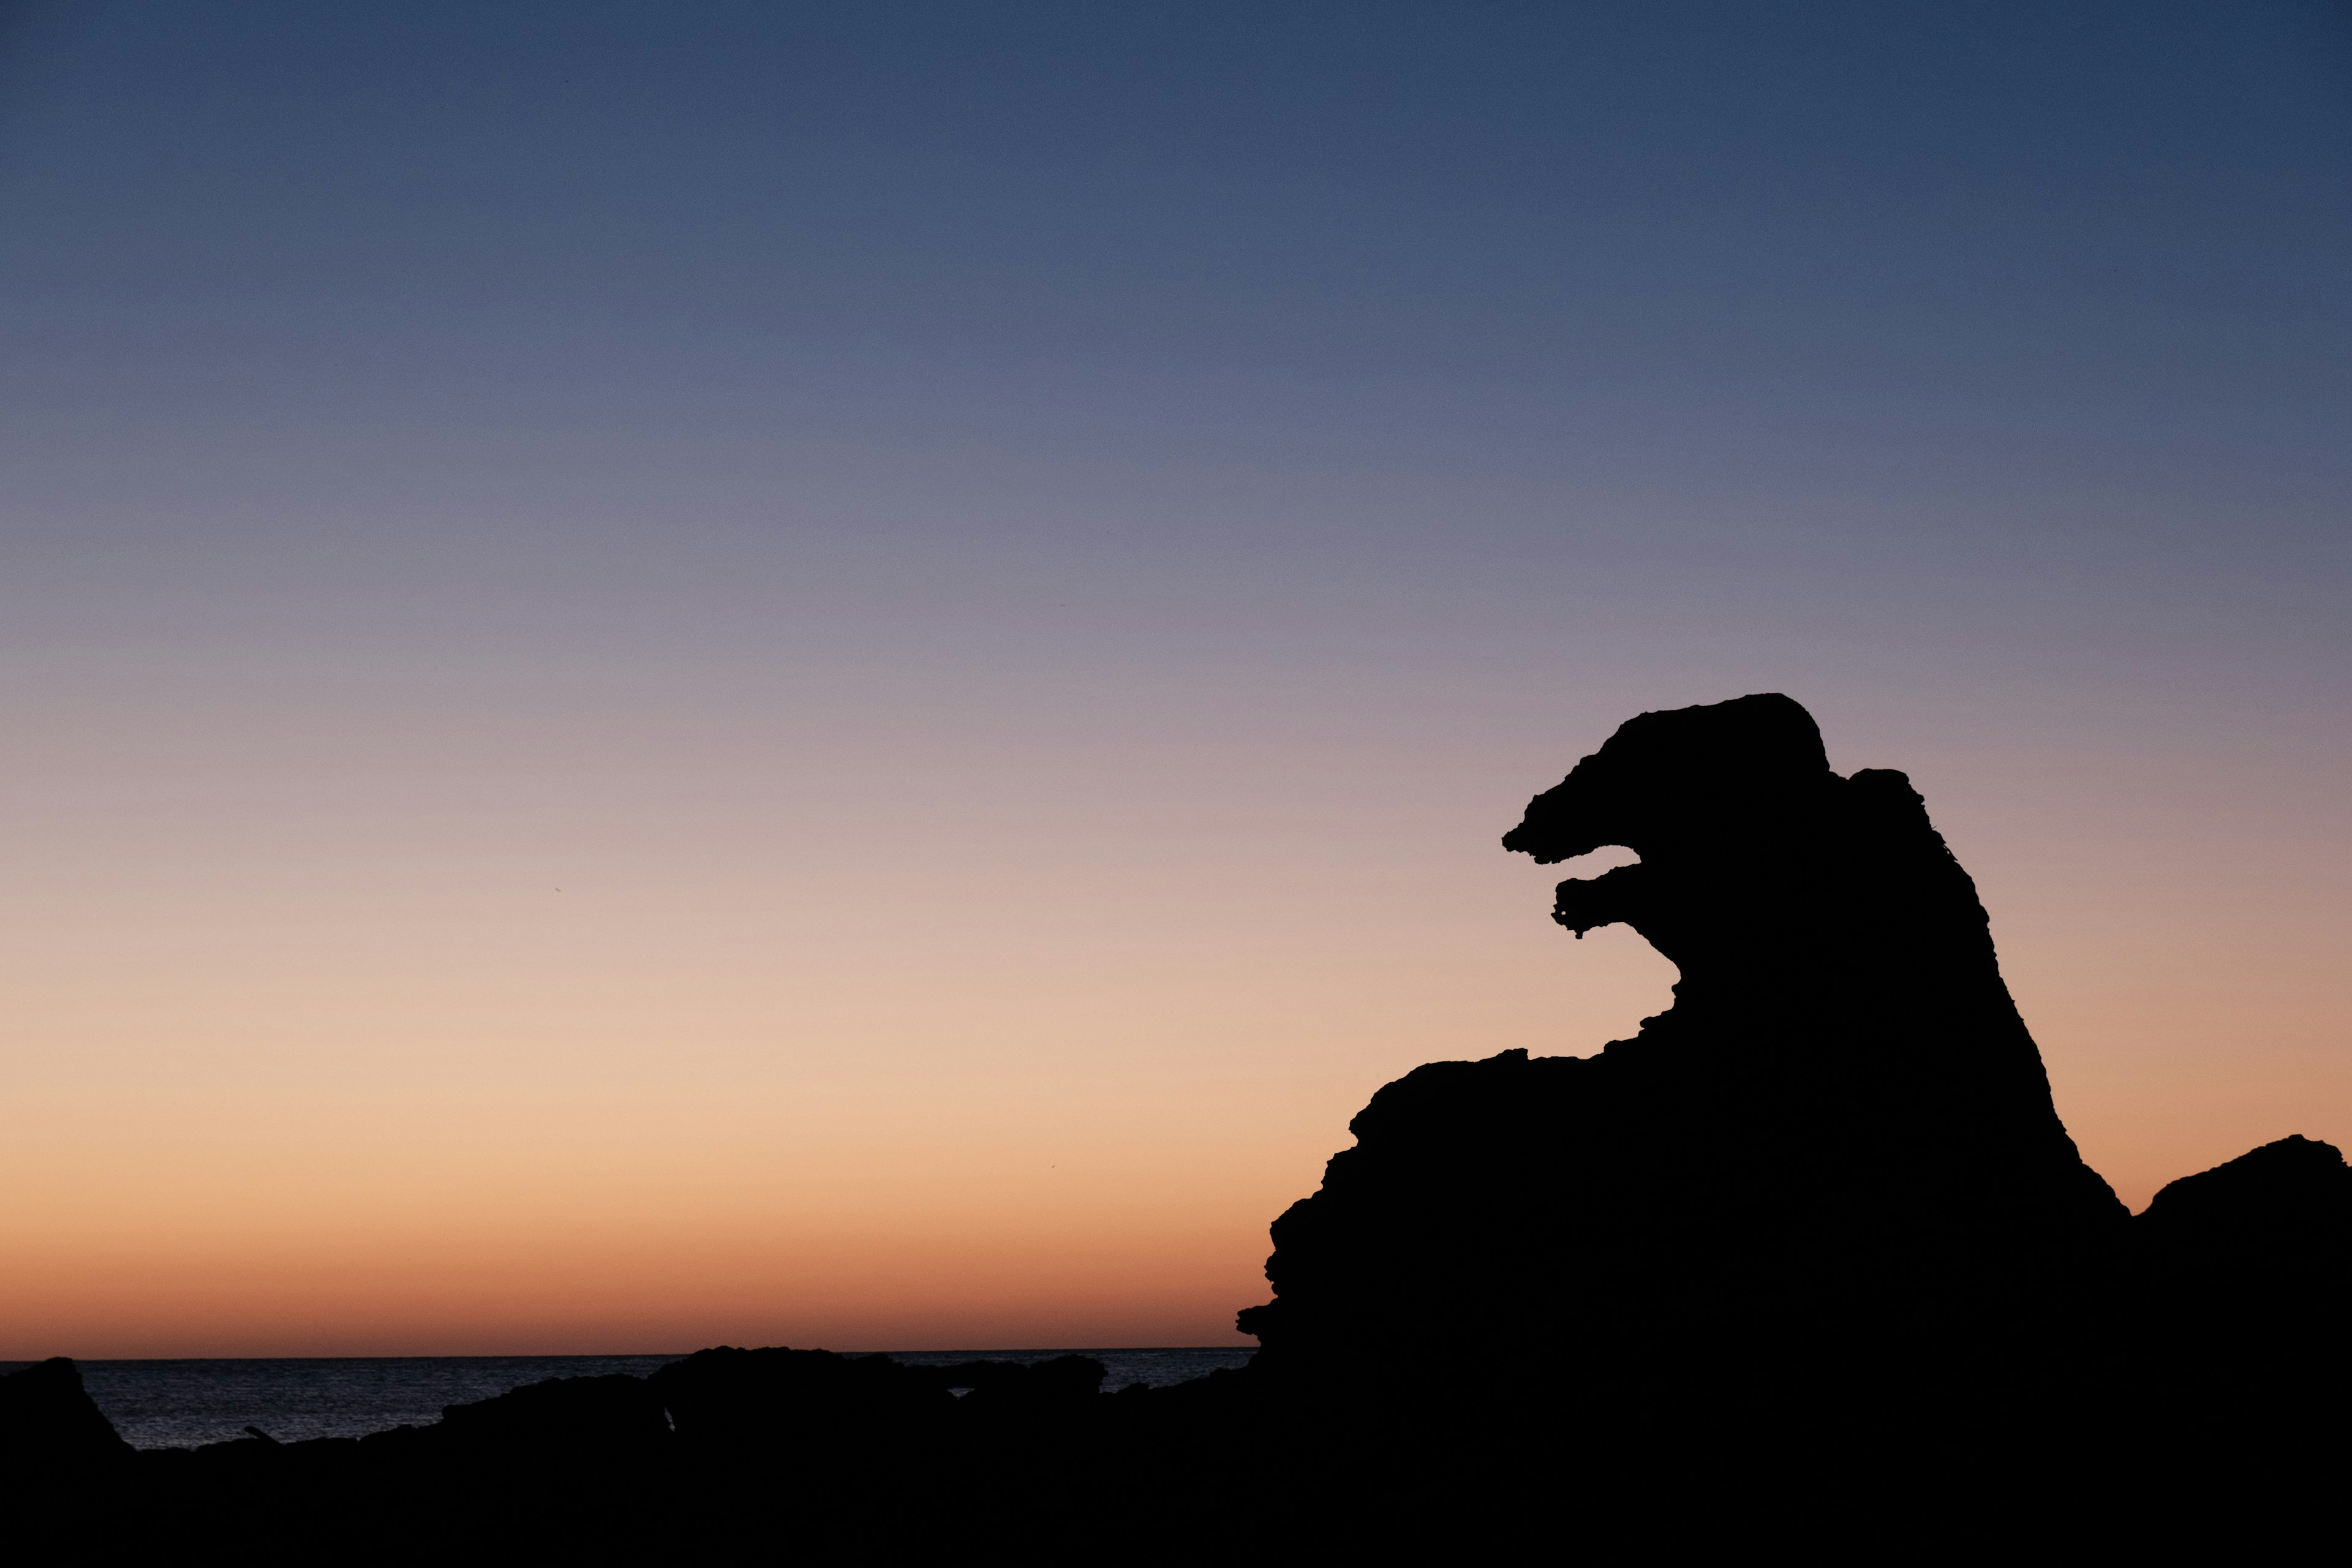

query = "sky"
[2,0,2347,1357]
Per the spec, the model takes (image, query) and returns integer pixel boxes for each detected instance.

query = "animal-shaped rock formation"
[1241,695,2342,1433]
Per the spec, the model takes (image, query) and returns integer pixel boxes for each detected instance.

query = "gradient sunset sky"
[3,1,2347,1357]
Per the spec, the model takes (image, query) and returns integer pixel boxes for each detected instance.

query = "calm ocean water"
[2,1349,1256,1449]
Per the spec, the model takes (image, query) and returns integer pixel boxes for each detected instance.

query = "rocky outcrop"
[2139,1133,2351,1273]
[0,1358,130,1471]
[1240,695,2335,1436]
[2133,1135,2352,1412]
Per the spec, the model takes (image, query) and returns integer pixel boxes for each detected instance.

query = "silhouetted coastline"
[9,696,2345,1559]
[1,1349,1250,1450]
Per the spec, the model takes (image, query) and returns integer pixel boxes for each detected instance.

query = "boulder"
[0,1358,129,1470]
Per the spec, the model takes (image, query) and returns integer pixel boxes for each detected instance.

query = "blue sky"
[2,1,2347,1351]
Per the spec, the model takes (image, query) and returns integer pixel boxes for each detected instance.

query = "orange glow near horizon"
[4,0,2348,1373]
[4,703,2345,1360]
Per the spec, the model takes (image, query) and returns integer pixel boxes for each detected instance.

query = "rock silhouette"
[1242,693,2131,1415]
[1,1358,129,1472]
[13,694,2346,1558]
[431,1370,672,1457]
[2131,1134,2352,1424]
[2138,1133,2351,1274]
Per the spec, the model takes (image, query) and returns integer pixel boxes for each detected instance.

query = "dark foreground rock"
[12,695,2346,1559]
[1,1357,130,1470]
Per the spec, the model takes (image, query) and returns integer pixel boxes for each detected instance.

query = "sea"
[2,1349,1257,1450]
